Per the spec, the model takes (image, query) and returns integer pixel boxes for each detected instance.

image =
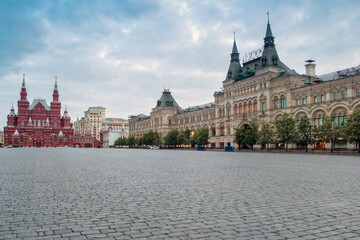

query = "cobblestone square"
[0,148,359,239]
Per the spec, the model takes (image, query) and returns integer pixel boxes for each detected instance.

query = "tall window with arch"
[280,95,286,108]
[274,97,279,109]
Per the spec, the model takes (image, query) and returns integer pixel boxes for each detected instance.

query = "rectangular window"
[296,99,299,106]
[357,89,360,97]
[303,98,306,105]
[321,95,324,102]
[260,84,263,89]
[262,103,265,114]
[334,93,337,100]
[314,96,317,103]
[264,83,267,88]
[341,91,345,99]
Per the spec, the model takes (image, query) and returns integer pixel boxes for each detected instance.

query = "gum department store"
[129,19,360,149]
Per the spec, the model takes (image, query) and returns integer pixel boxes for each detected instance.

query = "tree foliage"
[344,109,360,153]
[164,130,180,147]
[276,112,297,151]
[143,130,162,146]
[314,114,343,153]
[234,127,247,150]
[193,128,209,146]
[297,116,313,152]
[259,123,275,151]
[126,136,136,147]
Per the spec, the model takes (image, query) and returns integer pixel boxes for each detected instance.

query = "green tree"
[276,112,297,152]
[193,128,209,146]
[126,136,136,148]
[344,109,360,153]
[297,116,313,152]
[245,118,260,149]
[259,124,275,151]
[164,130,180,147]
[184,128,191,148]
[136,137,143,146]
[143,130,162,146]
[314,114,344,153]
[234,126,247,150]
[177,132,185,147]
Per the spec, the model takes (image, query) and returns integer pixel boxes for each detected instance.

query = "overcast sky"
[1,0,360,128]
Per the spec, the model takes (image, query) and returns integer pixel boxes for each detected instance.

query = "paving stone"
[1,149,360,239]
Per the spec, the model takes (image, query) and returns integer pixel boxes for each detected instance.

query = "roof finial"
[233,31,236,42]
[65,105,67,111]
[22,73,26,88]
[11,102,14,109]
[267,11,270,23]
[54,76,58,90]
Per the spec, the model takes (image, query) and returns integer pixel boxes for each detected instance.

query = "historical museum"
[129,18,360,150]
[3,75,74,147]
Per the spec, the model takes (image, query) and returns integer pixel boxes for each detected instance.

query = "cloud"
[1,0,360,128]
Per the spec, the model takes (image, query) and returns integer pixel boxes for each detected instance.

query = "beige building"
[0,130,4,146]
[129,19,360,150]
[75,106,105,141]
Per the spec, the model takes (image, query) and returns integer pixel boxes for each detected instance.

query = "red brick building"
[3,75,74,147]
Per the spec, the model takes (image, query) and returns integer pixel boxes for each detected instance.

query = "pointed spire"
[54,76,58,90]
[232,31,238,54]
[22,74,26,88]
[265,11,273,38]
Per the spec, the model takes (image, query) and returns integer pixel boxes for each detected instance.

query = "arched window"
[357,89,360,97]
[334,93,337,100]
[314,96,317,103]
[274,97,279,109]
[254,101,258,112]
[239,104,242,114]
[341,91,346,99]
[280,95,286,108]
[21,119,25,126]
[234,104,238,115]
[54,120,57,127]
[249,101,253,112]
[38,120,41,126]
[321,95,324,102]
[303,98,306,105]
[243,103,247,113]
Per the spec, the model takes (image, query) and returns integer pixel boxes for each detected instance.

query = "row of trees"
[234,109,360,153]
[114,128,210,148]
[164,128,209,148]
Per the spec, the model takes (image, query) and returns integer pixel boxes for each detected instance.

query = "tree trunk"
[306,144,308,152]
[286,142,288,152]
[358,141,360,153]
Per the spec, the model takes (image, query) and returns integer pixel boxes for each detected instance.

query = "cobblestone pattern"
[0,148,360,239]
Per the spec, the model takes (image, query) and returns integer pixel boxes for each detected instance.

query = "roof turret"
[8,103,16,117]
[155,89,180,108]
[261,12,279,67]
[226,32,242,80]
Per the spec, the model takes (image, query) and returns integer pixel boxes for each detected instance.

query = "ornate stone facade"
[3,75,74,147]
[129,19,360,150]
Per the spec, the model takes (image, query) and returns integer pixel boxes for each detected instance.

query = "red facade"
[3,75,74,147]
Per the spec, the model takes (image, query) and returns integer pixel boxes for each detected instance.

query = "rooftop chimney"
[305,60,316,77]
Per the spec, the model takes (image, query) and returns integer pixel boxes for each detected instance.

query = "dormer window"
[272,56,278,65]
[228,72,232,79]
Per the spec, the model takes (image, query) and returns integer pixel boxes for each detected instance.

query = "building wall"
[0,131,4,146]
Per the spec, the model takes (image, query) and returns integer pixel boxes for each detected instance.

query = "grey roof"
[8,108,16,117]
[226,40,242,80]
[265,21,273,38]
[318,65,360,81]
[155,89,180,108]
[185,102,215,112]
[29,99,51,111]
[62,111,70,118]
